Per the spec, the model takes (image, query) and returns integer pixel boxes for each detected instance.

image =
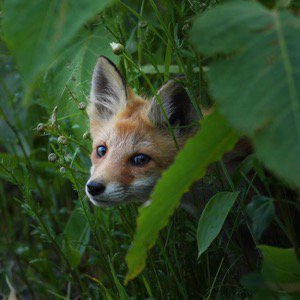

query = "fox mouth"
[87,194,144,207]
[85,177,159,208]
[85,185,151,207]
[88,197,121,207]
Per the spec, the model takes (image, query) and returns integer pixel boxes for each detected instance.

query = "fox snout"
[86,181,106,196]
[86,180,129,207]
[86,177,158,207]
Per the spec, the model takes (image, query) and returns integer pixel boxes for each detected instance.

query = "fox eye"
[96,145,107,158]
[131,154,151,167]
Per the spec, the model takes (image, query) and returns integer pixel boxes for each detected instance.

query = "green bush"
[0,0,299,298]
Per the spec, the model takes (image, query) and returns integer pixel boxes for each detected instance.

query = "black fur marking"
[98,55,127,98]
[95,67,118,101]
[168,86,191,128]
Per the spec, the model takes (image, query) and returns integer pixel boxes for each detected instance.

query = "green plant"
[0,0,299,299]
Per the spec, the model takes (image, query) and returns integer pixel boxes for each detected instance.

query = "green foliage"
[252,246,300,297]
[2,0,112,84]
[241,245,300,298]
[191,0,300,187]
[0,0,300,298]
[47,26,117,104]
[0,153,23,184]
[259,245,300,284]
[125,111,239,283]
[197,191,239,258]
[62,200,90,269]
[247,195,276,240]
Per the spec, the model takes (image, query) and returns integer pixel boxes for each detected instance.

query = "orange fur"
[89,95,178,187]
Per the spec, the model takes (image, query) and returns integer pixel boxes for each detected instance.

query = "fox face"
[86,56,197,207]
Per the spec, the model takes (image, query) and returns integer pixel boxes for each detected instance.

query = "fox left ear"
[148,78,197,133]
[89,56,127,121]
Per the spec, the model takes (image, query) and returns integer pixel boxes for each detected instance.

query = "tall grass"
[0,0,299,299]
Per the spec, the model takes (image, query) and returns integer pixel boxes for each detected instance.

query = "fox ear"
[148,78,197,133]
[89,56,127,120]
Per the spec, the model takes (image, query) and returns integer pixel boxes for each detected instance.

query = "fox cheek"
[90,165,94,175]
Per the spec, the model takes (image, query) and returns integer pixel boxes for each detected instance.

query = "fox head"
[86,56,198,207]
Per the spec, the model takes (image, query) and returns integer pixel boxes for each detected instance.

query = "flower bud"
[138,21,148,28]
[36,123,45,132]
[57,136,68,145]
[83,131,90,140]
[64,154,72,163]
[60,167,66,174]
[110,42,125,55]
[78,102,86,110]
[48,153,57,163]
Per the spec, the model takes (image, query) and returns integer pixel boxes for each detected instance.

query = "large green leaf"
[191,1,300,187]
[242,246,300,297]
[197,191,239,258]
[2,0,112,83]
[259,245,300,283]
[46,26,117,103]
[258,245,300,296]
[125,111,239,283]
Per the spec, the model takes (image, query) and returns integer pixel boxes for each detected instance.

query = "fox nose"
[87,181,106,196]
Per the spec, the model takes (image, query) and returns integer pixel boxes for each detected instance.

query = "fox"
[85,56,199,208]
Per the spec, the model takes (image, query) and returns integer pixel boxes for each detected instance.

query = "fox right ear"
[148,77,197,134]
[89,56,127,120]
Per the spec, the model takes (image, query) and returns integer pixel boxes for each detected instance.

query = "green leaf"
[197,191,239,258]
[191,1,300,187]
[108,259,130,299]
[258,245,300,298]
[46,26,117,103]
[259,246,300,284]
[125,111,239,283]
[243,247,300,298]
[2,0,112,83]
[63,200,90,269]
[247,196,275,240]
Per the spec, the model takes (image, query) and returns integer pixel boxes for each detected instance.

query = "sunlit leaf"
[125,110,239,283]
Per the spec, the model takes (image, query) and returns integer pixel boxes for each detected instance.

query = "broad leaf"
[197,191,239,258]
[259,245,300,284]
[247,195,275,240]
[63,200,90,269]
[44,26,117,135]
[2,0,112,83]
[257,245,300,297]
[191,1,300,187]
[243,246,300,298]
[46,26,117,103]
[125,111,239,283]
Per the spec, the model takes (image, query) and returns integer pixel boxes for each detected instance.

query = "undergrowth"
[0,0,300,299]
